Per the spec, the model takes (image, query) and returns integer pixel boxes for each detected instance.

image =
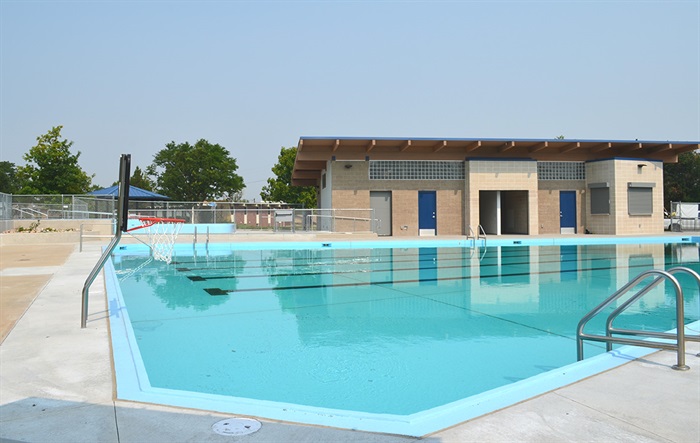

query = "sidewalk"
[0,239,698,442]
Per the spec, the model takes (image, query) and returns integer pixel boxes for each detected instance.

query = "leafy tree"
[260,146,317,207]
[664,150,700,209]
[130,166,155,191]
[0,161,18,194]
[15,126,93,194]
[147,139,244,201]
[111,166,155,190]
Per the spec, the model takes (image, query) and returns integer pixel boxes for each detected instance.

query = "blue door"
[560,191,576,233]
[418,191,436,232]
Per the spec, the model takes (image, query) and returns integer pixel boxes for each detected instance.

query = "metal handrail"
[576,267,700,370]
[467,225,476,249]
[13,207,48,218]
[478,224,487,248]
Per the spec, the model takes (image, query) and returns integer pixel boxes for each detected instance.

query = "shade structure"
[89,185,171,201]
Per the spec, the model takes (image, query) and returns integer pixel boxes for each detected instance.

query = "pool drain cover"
[212,417,261,436]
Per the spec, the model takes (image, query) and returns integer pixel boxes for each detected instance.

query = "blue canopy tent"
[89,185,171,201]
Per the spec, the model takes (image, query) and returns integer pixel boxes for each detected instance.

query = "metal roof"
[292,136,699,187]
[89,185,171,201]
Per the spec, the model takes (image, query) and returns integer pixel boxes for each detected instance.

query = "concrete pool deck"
[1,234,699,442]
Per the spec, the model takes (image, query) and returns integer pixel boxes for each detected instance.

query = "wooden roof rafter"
[591,142,612,153]
[293,137,699,189]
[366,139,376,153]
[498,141,515,153]
[291,171,320,179]
[621,142,644,154]
[465,140,481,152]
[646,143,672,155]
[528,141,548,153]
[559,142,581,154]
[433,140,448,152]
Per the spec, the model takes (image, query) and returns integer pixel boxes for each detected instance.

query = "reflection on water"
[112,242,700,415]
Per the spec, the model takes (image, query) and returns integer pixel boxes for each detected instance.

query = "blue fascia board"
[299,136,700,145]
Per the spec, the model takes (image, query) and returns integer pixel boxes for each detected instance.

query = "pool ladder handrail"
[576,266,700,370]
[467,225,487,249]
[467,226,477,249]
[477,224,487,248]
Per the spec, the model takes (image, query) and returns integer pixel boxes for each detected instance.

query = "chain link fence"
[666,202,700,232]
[8,194,377,234]
[0,192,11,232]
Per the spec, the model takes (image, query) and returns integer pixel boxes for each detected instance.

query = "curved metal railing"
[576,267,700,371]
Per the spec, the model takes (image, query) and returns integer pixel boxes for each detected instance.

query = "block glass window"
[537,162,585,180]
[590,187,610,215]
[369,161,464,180]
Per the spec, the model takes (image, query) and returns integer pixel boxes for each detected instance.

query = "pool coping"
[105,237,700,436]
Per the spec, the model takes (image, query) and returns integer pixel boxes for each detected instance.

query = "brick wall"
[466,160,538,234]
[584,159,664,235]
[330,161,464,236]
[437,189,464,235]
[537,181,586,234]
[391,190,419,236]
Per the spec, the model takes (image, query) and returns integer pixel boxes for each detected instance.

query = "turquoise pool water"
[108,239,700,435]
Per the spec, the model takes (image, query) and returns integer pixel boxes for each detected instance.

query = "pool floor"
[107,239,700,435]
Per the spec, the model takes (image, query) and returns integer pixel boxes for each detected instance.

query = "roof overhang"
[291,137,699,187]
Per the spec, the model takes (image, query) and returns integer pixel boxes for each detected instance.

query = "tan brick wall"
[330,161,464,235]
[537,181,586,234]
[330,190,370,231]
[585,160,615,235]
[437,189,464,235]
[612,159,664,235]
[584,159,663,235]
[331,161,370,190]
[466,160,538,234]
[392,190,419,236]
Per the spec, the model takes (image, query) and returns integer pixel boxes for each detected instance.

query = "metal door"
[560,191,576,234]
[370,191,392,236]
[418,191,436,235]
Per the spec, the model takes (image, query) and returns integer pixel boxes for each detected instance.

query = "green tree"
[0,161,18,194]
[15,126,93,194]
[129,166,155,191]
[147,139,244,201]
[664,150,700,209]
[260,146,317,207]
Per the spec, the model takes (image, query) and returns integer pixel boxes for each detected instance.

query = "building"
[291,137,699,236]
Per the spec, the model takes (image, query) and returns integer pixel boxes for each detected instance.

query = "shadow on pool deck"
[0,234,698,442]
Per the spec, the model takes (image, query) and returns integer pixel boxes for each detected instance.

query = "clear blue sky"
[1,0,698,201]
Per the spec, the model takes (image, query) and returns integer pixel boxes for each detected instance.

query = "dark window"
[590,187,610,215]
[628,183,653,215]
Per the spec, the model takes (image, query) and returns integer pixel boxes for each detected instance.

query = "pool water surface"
[108,239,700,435]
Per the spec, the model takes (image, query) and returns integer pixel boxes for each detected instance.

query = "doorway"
[559,191,576,234]
[370,191,392,236]
[418,191,436,236]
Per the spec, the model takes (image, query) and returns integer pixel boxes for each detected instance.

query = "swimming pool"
[107,237,700,436]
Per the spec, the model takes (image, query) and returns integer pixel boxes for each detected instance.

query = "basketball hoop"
[127,217,185,264]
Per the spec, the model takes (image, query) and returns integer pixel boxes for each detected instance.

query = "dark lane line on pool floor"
[171,247,592,271]
[200,262,684,295]
[182,254,629,282]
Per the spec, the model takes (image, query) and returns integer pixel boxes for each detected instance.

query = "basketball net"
[127,217,185,264]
